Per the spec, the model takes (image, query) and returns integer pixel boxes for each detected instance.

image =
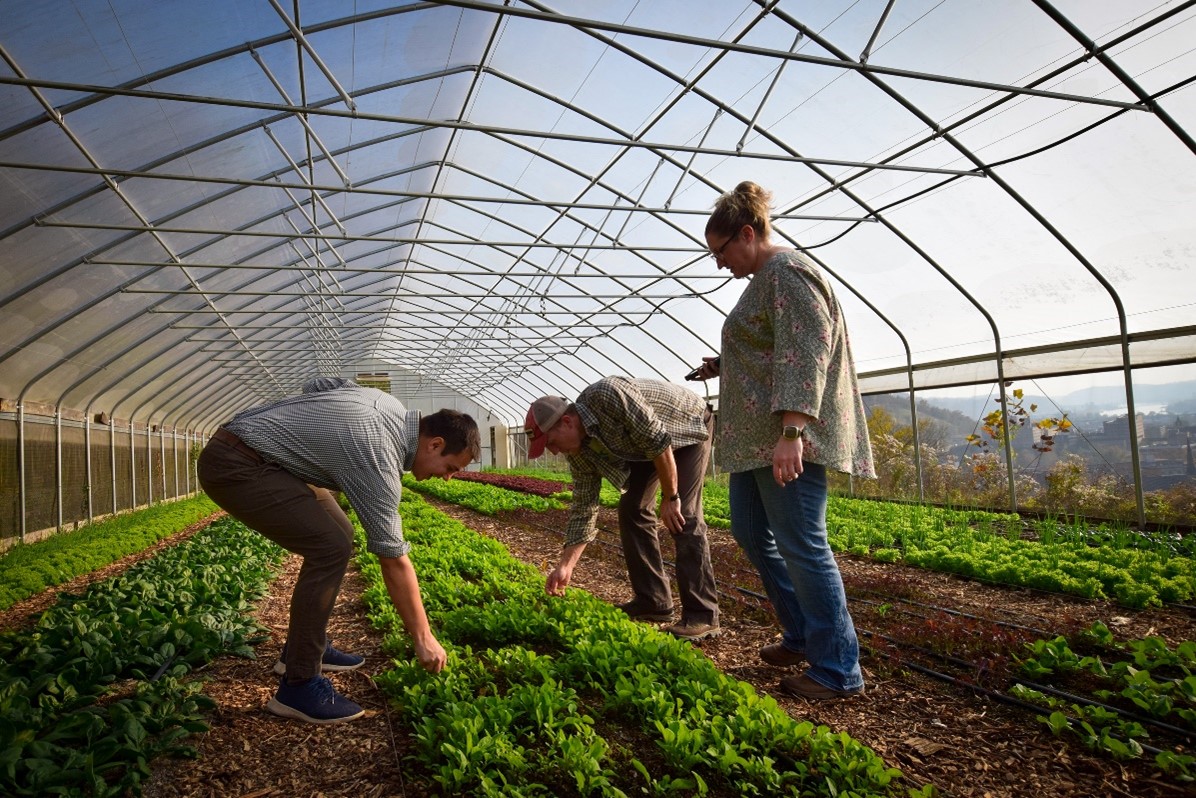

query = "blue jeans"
[729,463,863,692]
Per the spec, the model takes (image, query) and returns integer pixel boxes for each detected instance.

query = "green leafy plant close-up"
[1011,622,1196,784]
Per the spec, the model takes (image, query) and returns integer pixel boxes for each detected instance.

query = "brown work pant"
[618,411,719,625]
[197,431,354,681]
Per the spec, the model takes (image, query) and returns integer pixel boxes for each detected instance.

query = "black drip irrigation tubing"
[1012,678,1196,745]
[862,628,1194,751]
[862,643,1171,757]
[848,594,1059,638]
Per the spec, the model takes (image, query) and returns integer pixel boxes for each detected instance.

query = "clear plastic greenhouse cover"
[1,0,1194,432]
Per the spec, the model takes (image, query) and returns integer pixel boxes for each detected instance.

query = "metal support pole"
[55,408,63,532]
[860,0,897,64]
[129,421,136,510]
[263,0,357,112]
[17,403,26,543]
[85,415,93,523]
[665,108,721,209]
[907,382,925,502]
[159,425,166,500]
[737,31,802,153]
[109,418,116,515]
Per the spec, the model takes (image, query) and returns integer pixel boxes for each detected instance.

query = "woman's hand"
[773,436,804,487]
[687,356,721,381]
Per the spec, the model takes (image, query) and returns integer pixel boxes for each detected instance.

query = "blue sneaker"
[266,675,365,724]
[273,640,365,675]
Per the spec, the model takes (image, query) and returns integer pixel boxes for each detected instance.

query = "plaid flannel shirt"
[563,376,709,547]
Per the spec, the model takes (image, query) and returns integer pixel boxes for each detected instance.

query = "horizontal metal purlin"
[46,221,801,249]
[0,64,1143,140]
[198,341,568,352]
[203,351,562,360]
[132,289,701,299]
[187,330,595,340]
[163,307,658,315]
[175,323,607,330]
[0,160,877,221]
[201,339,562,350]
[0,77,1006,172]
[86,259,730,278]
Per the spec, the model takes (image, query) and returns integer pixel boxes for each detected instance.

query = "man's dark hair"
[420,409,482,460]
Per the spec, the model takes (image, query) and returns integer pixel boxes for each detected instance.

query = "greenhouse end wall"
[1,405,200,547]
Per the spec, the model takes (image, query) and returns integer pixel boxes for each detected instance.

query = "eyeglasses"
[708,231,738,262]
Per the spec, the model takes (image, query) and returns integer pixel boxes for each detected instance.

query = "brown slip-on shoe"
[760,641,806,667]
[779,673,864,700]
[617,600,673,623]
[664,621,722,642]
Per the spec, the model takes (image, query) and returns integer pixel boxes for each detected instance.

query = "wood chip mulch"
[5,503,1195,798]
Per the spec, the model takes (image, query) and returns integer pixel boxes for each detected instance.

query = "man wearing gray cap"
[524,376,720,641]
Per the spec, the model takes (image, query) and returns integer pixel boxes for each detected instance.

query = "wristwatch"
[668,493,681,502]
[782,425,803,441]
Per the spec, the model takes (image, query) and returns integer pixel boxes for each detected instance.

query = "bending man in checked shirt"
[525,376,720,642]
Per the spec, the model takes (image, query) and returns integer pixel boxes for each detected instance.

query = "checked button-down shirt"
[563,376,710,547]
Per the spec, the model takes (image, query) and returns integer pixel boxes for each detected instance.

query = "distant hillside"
[862,395,977,446]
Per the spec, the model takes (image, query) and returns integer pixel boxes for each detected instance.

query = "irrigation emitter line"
[860,644,1171,758]
[1013,678,1195,745]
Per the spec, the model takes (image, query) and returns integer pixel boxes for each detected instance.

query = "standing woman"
[699,181,873,699]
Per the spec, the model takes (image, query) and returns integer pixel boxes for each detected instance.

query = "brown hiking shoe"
[779,673,864,700]
[664,621,722,642]
[760,642,806,667]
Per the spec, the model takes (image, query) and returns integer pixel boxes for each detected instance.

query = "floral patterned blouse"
[715,249,875,478]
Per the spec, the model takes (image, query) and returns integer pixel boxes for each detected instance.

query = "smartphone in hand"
[685,356,720,381]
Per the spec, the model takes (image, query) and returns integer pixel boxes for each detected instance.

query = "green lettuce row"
[0,495,220,611]
[357,492,921,798]
[418,472,1194,609]
[0,515,285,798]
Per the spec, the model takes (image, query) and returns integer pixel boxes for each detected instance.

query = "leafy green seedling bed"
[359,492,923,798]
[0,495,220,611]
[0,514,284,797]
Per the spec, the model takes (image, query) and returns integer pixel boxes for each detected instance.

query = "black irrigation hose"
[859,628,996,676]
[849,594,1058,639]
[863,645,1171,757]
[1013,678,1196,745]
[860,628,1194,750]
[1164,601,1196,613]
[149,654,180,682]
